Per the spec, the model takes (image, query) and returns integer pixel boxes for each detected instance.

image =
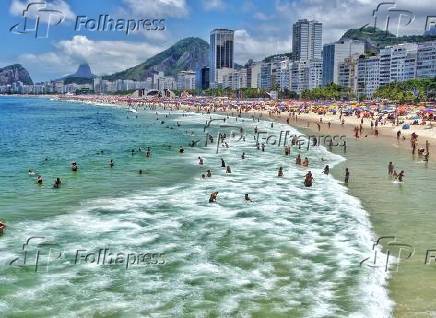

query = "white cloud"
[202,0,225,11]
[122,0,189,18]
[18,36,165,80]
[234,29,290,63]
[9,0,76,22]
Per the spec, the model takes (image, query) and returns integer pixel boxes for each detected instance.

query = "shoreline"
[4,95,436,316]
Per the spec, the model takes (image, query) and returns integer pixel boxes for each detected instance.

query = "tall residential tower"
[209,29,234,88]
[292,19,322,61]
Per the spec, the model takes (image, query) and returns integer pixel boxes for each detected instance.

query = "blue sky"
[1,0,433,81]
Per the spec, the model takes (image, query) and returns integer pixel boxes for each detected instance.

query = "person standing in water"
[221,158,226,167]
[209,192,218,203]
[241,152,245,159]
[398,170,405,182]
[278,167,284,177]
[71,161,78,172]
[226,166,232,173]
[388,162,394,175]
[296,154,302,165]
[109,159,114,168]
[345,168,350,185]
[198,157,204,165]
[179,146,185,153]
[244,194,252,202]
[53,178,61,188]
[37,175,43,185]
[304,171,313,187]
[323,165,329,175]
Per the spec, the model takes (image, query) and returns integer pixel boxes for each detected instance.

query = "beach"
[1,95,436,316]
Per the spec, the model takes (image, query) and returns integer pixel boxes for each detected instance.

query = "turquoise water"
[0,97,391,317]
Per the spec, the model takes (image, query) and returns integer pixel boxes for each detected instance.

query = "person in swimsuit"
[345,168,350,184]
[198,157,204,165]
[226,166,232,173]
[221,158,226,167]
[398,170,405,182]
[302,157,309,167]
[37,175,43,185]
[244,194,252,202]
[296,154,301,165]
[53,178,61,188]
[278,167,284,177]
[209,192,218,203]
[388,162,394,175]
[323,165,329,175]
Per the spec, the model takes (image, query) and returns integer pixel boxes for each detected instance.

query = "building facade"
[209,29,234,88]
[292,19,322,61]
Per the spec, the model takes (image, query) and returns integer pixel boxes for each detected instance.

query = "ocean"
[0,97,392,317]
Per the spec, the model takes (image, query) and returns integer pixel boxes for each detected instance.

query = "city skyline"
[1,0,435,81]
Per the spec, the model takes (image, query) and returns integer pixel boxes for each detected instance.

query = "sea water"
[0,97,392,317]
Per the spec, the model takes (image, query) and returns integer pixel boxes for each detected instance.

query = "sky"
[0,0,434,82]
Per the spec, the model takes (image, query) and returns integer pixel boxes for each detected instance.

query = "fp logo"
[9,1,65,39]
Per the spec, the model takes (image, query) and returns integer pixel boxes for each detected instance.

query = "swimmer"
[241,152,245,159]
[226,166,232,173]
[206,170,212,177]
[201,174,206,179]
[198,157,204,165]
[304,171,313,187]
[179,146,184,153]
[53,178,61,189]
[244,194,252,202]
[139,169,143,175]
[323,165,329,175]
[0,220,6,234]
[36,175,43,185]
[398,170,405,182]
[296,154,301,165]
[28,169,36,176]
[146,147,151,158]
[278,167,284,177]
[209,191,218,203]
[302,157,309,167]
[71,161,78,172]
[388,162,394,175]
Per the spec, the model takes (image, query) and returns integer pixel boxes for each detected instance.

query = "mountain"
[0,64,33,85]
[60,63,95,85]
[67,63,94,79]
[104,37,209,81]
[340,27,436,53]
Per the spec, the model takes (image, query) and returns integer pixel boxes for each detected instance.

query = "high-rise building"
[322,39,365,85]
[200,67,210,89]
[209,29,234,88]
[176,71,196,90]
[292,19,322,61]
[357,55,380,98]
[247,62,261,88]
[389,43,418,82]
[417,41,436,78]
